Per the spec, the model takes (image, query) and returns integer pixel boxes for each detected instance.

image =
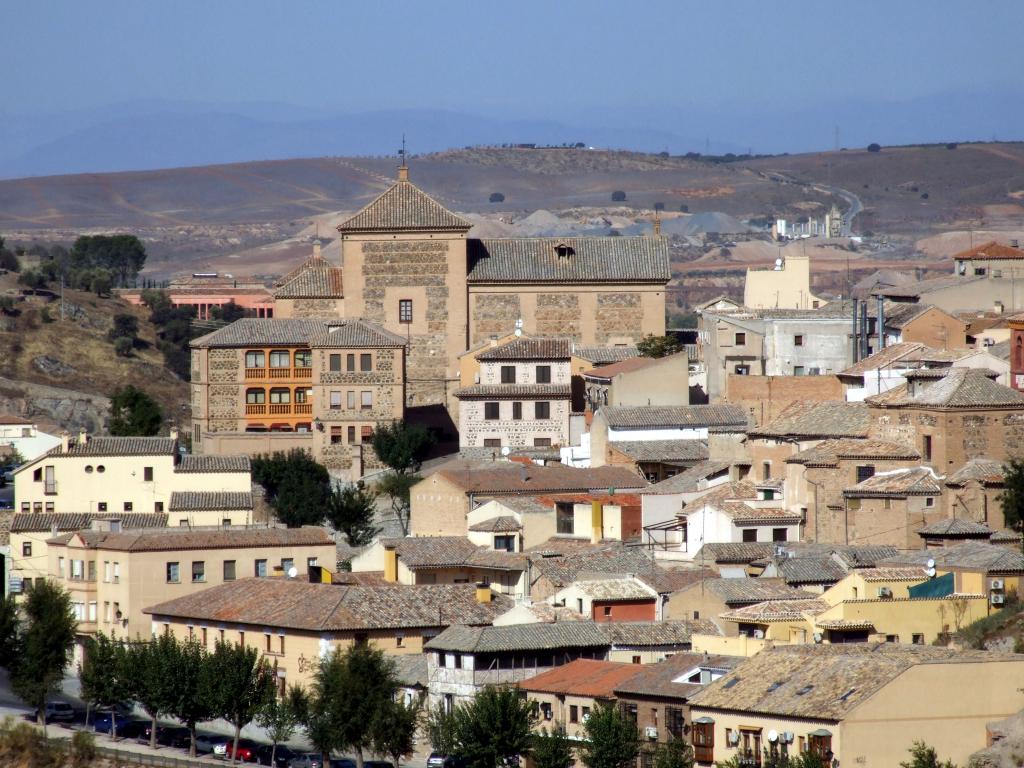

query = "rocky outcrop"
[0,375,109,433]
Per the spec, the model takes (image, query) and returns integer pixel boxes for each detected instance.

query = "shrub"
[680,204,689,213]
[867,143,882,152]
[921,192,929,199]
[489,192,505,203]
[70,729,97,767]
[611,190,627,202]
[946,142,958,150]
[40,307,54,323]
[113,336,134,357]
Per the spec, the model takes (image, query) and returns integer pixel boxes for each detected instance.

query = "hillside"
[0,273,190,434]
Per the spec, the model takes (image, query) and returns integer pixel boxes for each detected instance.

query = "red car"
[225,738,262,763]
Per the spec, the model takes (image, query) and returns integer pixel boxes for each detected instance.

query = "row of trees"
[16,236,148,296]
[139,288,197,379]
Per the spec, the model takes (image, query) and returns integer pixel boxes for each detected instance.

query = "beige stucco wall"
[744,256,823,310]
[606,353,690,407]
[521,690,606,741]
[410,472,472,537]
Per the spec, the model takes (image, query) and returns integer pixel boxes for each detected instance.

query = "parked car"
[289,753,325,768]
[35,701,75,723]
[116,719,150,740]
[195,732,231,755]
[365,761,394,768]
[93,712,134,734]
[158,725,193,749]
[256,744,299,767]
[329,759,355,768]
[225,738,263,763]
[428,755,467,768]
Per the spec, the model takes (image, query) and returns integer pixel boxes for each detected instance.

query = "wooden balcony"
[246,404,267,415]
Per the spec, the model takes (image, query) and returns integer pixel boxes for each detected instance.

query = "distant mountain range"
[3,89,1024,179]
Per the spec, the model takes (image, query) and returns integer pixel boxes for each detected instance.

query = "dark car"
[195,732,231,755]
[35,701,75,723]
[329,759,355,768]
[115,719,150,740]
[365,761,394,768]
[225,738,263,763]
[139,724,191,748]
[256,744,299,767]
[93,712,134,734]
[289,753,324,768]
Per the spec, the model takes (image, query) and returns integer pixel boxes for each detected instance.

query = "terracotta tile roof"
[868,368,1024,409]
[489,496,553,516]
[953,240,1024,261]
[273,254,344,299]
[431,461,647,495]
[609,440,709,464]
[843,467,942,497]
[168,491,254,511]
[583,356,659,381]
[453,384,571,399]
[601,619,719,646]
[600,405,749,430]
[383,536,527,571]
[720,597,831,623]
[573,346,640,365]
[643,461,731,494]
[11,512,169,533]
[918,519,994,537]
[0,414,33,425]
[50,525,332,552]
[566,577,656,601]
[945,458,1005,486]
[749,401,869,439]
[528,545,662,589]
[776,558,847,585]
[679,577,813,606]
[786,438,920,467]
[467,236,670,285]
[426,621,610,653]
[175,454,250,473]
[688,644,1016,721]
[39,436,175,459]
[990,529,1022,544]
[476,338,572,361]
[468,516,523,533]
[146,579,512,631]
[635,567,714,594]
[191,318,404,349]
[692,542,778,564]
[856,566,930,581]
[518,658,646,698]
[337,177,471,233]
[613,653,736,700]
[881,541,1024,574]
[752,544,898,570]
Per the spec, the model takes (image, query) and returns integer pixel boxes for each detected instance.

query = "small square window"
[192,561,205,583]
[603,606,612,617]
[154,501,164,512]
[735,332,746,345]
[123,501,133,512]
[501,366,516,384]
[794,334,804,347]
[536,365,551,384]
[97,502,107,512]
[484,402,500,420]
[22,542,32,557]
[742,529,757,542]
[925,497,935,508]
[535,401,550,419]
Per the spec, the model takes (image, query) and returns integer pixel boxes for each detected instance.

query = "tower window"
[399,299,413,324]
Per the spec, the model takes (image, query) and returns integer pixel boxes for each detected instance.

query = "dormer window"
[553,242,574,258]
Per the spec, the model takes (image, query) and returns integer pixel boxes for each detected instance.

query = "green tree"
[70,234,147,287]
[334,644,398,768]
[325,481,381,547]
[376,472,419,536]
[108,385,163,436]
[211,300,246,322]
[653,739,694,768]
[0,594,19,665]
[578,703,639,768]
[636,334,682,358]
[90,269,113,297]
[900,741,957,768]
[867,143,882,152]
[113,337,134,357]
[0,236,21,272]
[1001,459,1024,550]
[533,727,574,768]
[453,684,537,768]
[206,639,275,765]
[372,694,423,768]
[256,686,303,768]
[109,313,139,343]
[17,268,47,290]
[251,449,332,527]
[371,421,434,474]
[9,580,77,737]
[124,633,179,750]
[303,649,349,762]
[426,702,459,756]
[78,632,130,737]
[167,636,216,757]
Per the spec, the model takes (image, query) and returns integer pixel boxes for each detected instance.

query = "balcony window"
[269,350,290,368]
[245,351,265,369]
[295,388,311,404]
[192,561,205,583]
[294,350,312,368]
[536,365,551,383]
[166,562,180,583]
[246,388,266,404]
[692,719,715,763]
[360,353,372,372]
[270,388,291,404]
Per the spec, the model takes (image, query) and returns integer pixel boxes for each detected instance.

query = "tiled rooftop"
[866,368,1024,409]
[917,518,994,537]
[643,461,731,494]
[612,652,735,700]
[11,512,169,533]
[880,541,1024,574]
[843,467,943,497]
[50,525,331,552]
[517,658,645,698]
[873,274,986,299]
[147,579,511,631]
[383,536,527,571]
[573,346,640,365]
[337,176,471,233]
[786,438,920,467]
[582,356,660,381]
[273,253,344,299]
[175,454,251,473]
[680,577,814,606]
[609,439,709,464]
[432,461,647,495]
[453,384,571,399]
[953,240,1024,261]
[467,236,670,284]
[567,577,656,601]
[467,516,523,533]
[167,491,254,511]
[776,558,848,585]
[426,621,610,653]
[191,318,404,349]
[41,436,175,459]
[601,619,719,646]
[720,597,831,623]
[528,545,663,589]
[856,567,930,582]
[600,404,748,430]
[945,457,1005,486]
[476,337,572,361]
[749,401,869,439]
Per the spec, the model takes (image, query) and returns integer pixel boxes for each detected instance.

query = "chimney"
[313,239,322,259]
[397,165,409,182]
[169,426,179,443]
[591,501,604,544]
[1012,239,1020,249]
[860,300,870,358]
[77,428,88,447]
[475,582,493,604]
[60,431,70,453]
[383,546,398,583]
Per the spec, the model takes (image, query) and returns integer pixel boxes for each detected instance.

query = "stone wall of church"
[473,294,521,340]
[596,292,643,344]
[536,293,581,339]
[278,297,345,319]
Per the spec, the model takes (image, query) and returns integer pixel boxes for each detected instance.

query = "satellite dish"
[501,446,511,457]
[926,558,936,569]
[287,566,298,579]
[926,567,936,578]
[767,730,779,744]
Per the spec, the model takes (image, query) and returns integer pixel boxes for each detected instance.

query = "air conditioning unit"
[877,587,893,599]
[992,594,1006,606]
[645,727,658,740]
[991,579,1005,591]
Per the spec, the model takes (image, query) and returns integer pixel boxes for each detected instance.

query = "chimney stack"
[851,301,860,364]
[591,501,604,544]
[475,582,493,604]
[877,295,886,350]
[383,546,398,583]
[60,431,70,453]
[77,428,87,447]
[313,239,321,259]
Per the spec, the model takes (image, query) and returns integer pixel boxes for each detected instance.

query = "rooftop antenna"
[397,135,409,181]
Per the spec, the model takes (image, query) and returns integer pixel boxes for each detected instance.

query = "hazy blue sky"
[6,0,1022,115]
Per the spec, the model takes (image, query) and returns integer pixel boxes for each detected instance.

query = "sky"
[5,0,1022,116]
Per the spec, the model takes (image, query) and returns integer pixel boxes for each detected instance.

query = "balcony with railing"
[268,367,292,379]
[269,403,292,415]
[294,403,313,415]
[294,366,312,379]
[246,404,267,415]
[44,480,58,495]
[245,368,267,380]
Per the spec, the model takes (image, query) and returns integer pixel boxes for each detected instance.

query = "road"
[757,169,863,235]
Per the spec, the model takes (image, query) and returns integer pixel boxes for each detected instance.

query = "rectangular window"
[347,391,356,409]
[123,501,133,512]
[104,602,111,623]
[330,426,343,444]
[294,350,312,368]
[923,435,932,461]
[307,557,319,569]
[166,562,180,583]
[501,366,516,384]
[20,502,28,512]
[266,633,272,652]
[330,391,342,408]
[494,535,516,552]
[793,365,805,376]
[399,299,413,324]
[742,529,758,543]
[281,558,294,574]
[925,496,935,508]
[794,334,804,346]
[556,503,574,535]
[912,633,925,645]
[735,364,750,375]
[536,365,551,383]
[856,465,875,483]
[330,354,342,372]
[512,402,522,420]
[361,426,374,442]
[45,501,54,513]
[666,707,684,739]
[535,401,550,419]
[619,703,638,724]
[224,560,236,581]
[192,561,205,583]
[347,353,356,372]
[348,426,356,443]
[154,501,164,512]
[483,438,502,448]
[87,560,96,582]
[569,705,579,724]
[245,351,265,369]
[255,559,268,578]
[772,528,788,542]
[360,353,372,372]
[534,437,552,447]
[246,388,265,404]
[361,391,372,410]
[484,402,500,420]
[269,388,291,404]
[143,467,153,482]
[269,350,290,368]
[735,332,746,345]
[22,542,31,557]
[113,562,120,583]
